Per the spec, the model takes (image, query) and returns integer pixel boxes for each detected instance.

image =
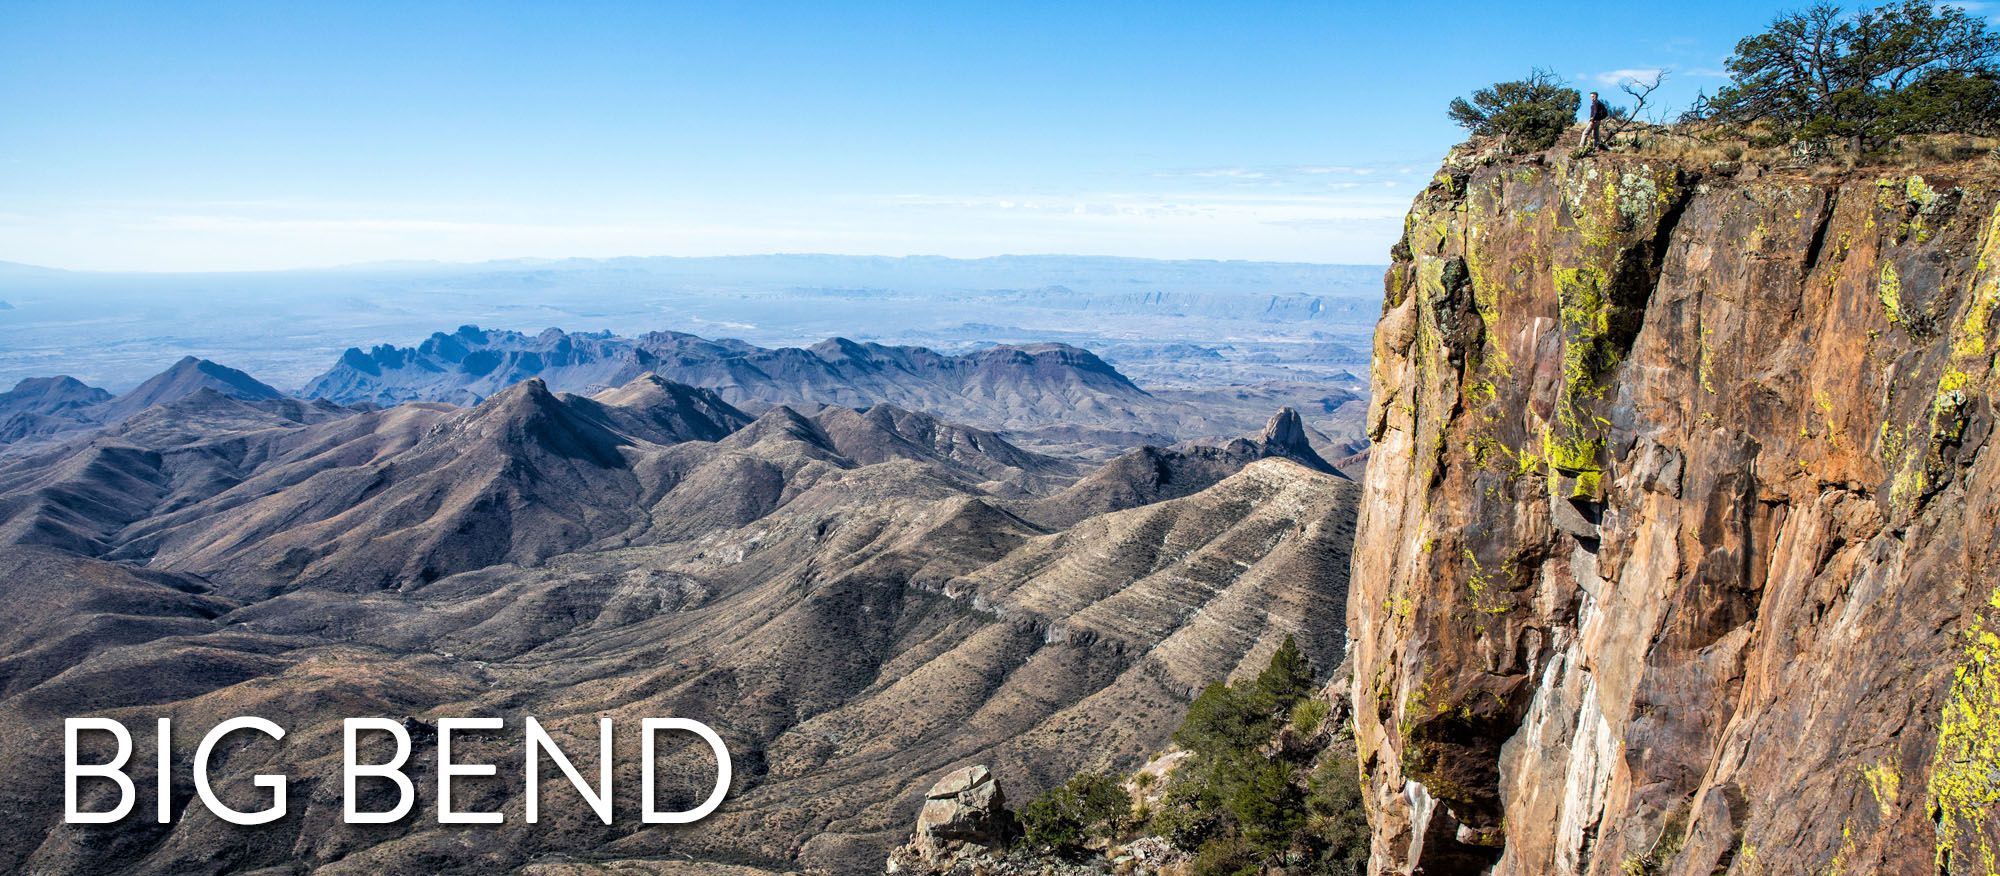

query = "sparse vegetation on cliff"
[1020,773,1133,858]
[921,638,1370,876]
[1690,0,2000,154]
[1146,638,1369,876]
[1447,68,1582,153]
[1451,1,2000,166]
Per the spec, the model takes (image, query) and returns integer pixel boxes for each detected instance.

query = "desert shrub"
[1173,680,1263,758]
[1446,68,1581,152]
[1146,636,1371,870]
[1020,771,1131,856]
[1291,696,1332,736]
[1220,756,1302,847]
[1191,834,1261,876]
[1301,756,1371,875]
[1254,634,1314,711]
[1150,778,1223,848]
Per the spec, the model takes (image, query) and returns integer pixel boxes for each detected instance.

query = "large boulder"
[886,765,1014,872]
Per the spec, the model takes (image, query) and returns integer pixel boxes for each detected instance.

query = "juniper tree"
[1699,0,2000,152]
[1447,68,1583,152]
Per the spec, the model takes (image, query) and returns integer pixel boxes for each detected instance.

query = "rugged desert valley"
[0,321,1361,874]
[5,145,2000,876]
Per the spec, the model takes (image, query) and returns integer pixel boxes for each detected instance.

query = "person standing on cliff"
[1578,91,1608,151]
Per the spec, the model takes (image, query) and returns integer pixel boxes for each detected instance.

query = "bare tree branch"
[1602,71,1667,144]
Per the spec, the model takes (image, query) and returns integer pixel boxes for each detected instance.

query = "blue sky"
[0,0,1850,270]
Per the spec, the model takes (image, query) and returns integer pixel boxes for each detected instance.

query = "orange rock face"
[1351,150,2000,876]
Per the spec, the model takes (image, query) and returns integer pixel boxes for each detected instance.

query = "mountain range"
[0,256,1383,406]
[0,332,1357,874]
[1,329,1369,474]
[0,357,284,447]
[300,325,1362,458]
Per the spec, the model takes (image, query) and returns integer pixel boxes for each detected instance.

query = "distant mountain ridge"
[0,358,285,448]
[92,356,282,421]
[299,325,1290,453]
[306,324,1142,406]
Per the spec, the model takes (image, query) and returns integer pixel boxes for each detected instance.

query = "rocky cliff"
[1351,149,2000,875]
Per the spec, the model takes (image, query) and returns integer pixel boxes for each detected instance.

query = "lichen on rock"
[1351,149,2000,875]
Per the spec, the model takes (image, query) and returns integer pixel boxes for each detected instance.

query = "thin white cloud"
[1182,167,1269,180]
[1156,163,1412,187]
[1594,67,1665,86]
[886,190,1411,219]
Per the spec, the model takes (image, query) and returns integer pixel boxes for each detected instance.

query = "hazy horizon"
[1,250,1385,276]
[0,253,1386,392]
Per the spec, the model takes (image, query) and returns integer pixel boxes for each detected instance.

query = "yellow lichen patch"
[1460,548,1511,615]
[1466,377,1498,405]
[1825,821,1858,876]
[1877,175,1947,243]
[1927,585,2000,875]
[1549,265,1614,485]
[1907,175,1939,210]
[1876,179,1902,212]
[1387,591,1413,625]
[1571,469,1604,497]
[1416,254,1449,308]
[1812,390,1843,450]
[1698,325,1718,395]
[1517,429,1547,478]
[1863,759,1901,818]
[1938,363,1975,398]
[1880,262,1905,328]
[1951,202,2000,360]
[1891,462,1928,510]
[1400,670,1434,737]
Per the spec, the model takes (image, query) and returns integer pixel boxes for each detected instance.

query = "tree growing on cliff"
[1446,68,1582,152]
[1148,638,1367,875]
[1695,0,2000,152]
[1019,772,1131,857]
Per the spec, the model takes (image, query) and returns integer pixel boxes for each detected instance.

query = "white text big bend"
[65,716,731,826]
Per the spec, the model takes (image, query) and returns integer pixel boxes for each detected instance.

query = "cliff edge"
[1352,148,2000,875]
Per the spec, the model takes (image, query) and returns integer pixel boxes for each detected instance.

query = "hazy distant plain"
[0,255,1384,393]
